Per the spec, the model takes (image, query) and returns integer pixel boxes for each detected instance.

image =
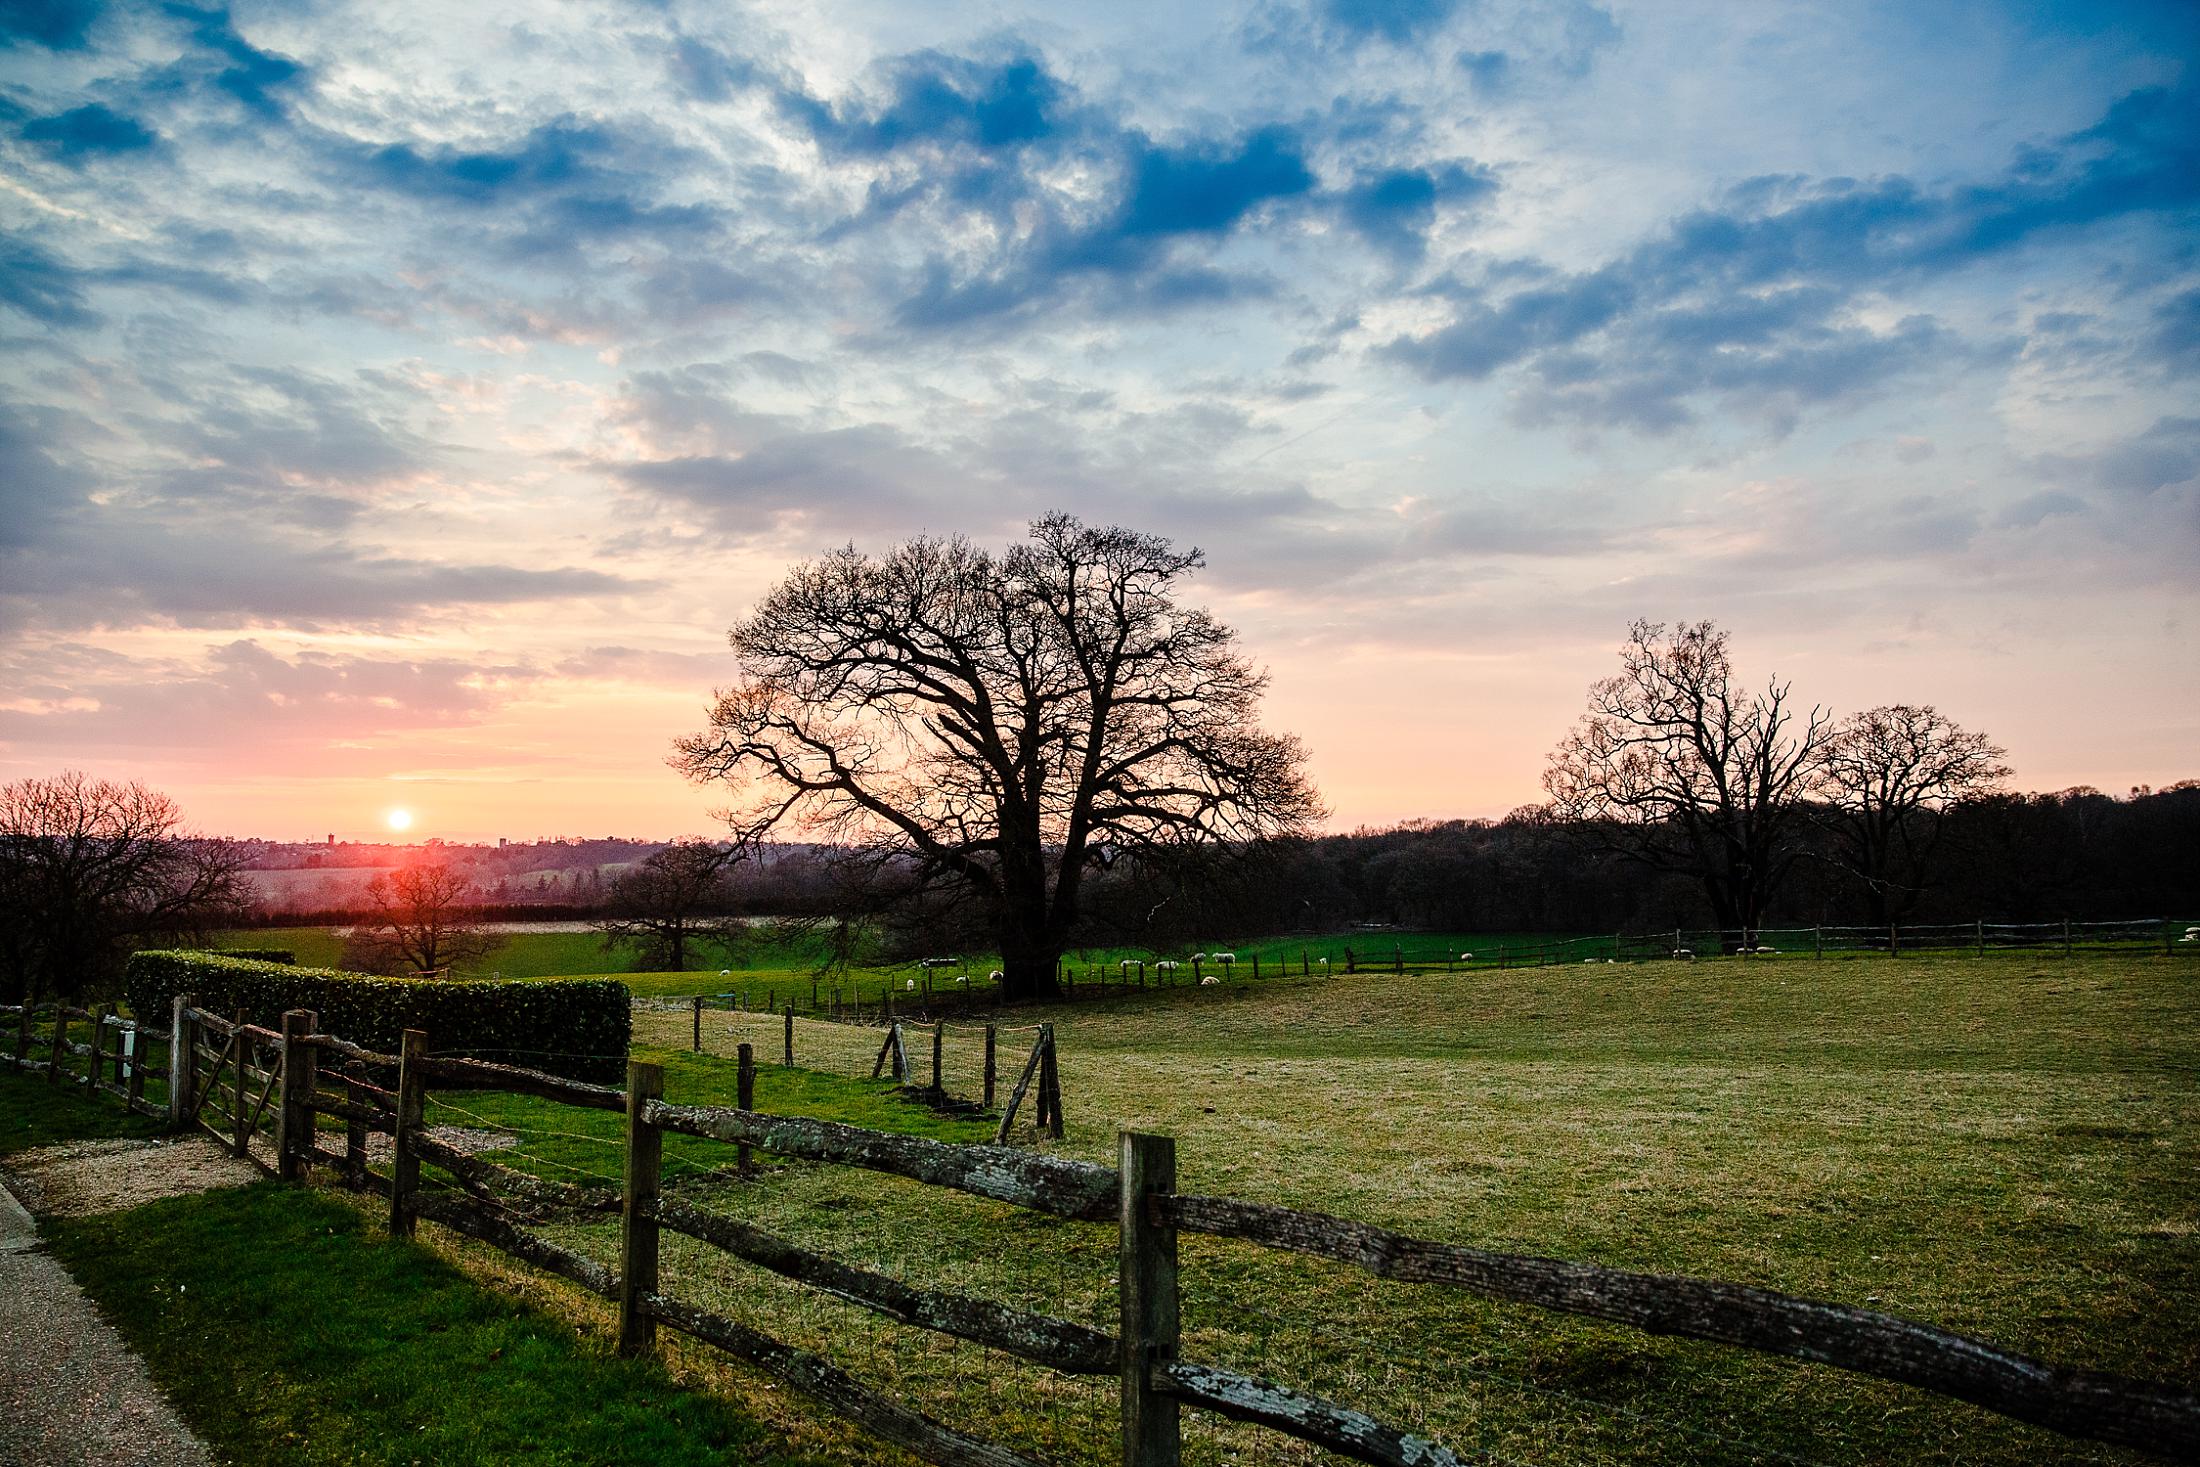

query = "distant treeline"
[1071,783,2200,945]
[228,784,2198,944]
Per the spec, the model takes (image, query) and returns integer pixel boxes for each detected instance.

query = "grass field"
[15,948,2193,1464]
[422,949,2198,1466]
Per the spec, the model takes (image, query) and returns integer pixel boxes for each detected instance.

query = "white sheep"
[1155,960,1180,972]
[905,979,917,990]
[1458,952,1474,961]
[1316,956,1329,966]
[1213,951,1236,966]
[1200,975,1220,986]
[987,970,1004,981]
[1191,952,1207,962]
[956,976,969,985]
[1672,948,1695,961]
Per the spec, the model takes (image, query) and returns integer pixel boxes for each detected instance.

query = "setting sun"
[385,808,414,833]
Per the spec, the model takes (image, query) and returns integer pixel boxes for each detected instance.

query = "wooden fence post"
[45,1004,66,1086]
[930,1020,944,1095]
[1119,1130,1181,1467]
[12,1002,30,1067]
[231,1009,250,1159]
[168,996,196,1130]
[124,1021,146,1111]
[994,1031,1047,1143]
[276,1009,319,1181]
[2063,917,2072,957]
[735,1043,756,1174]
[783,1004,794,1067]
[1889,922,1899,957]
[342,1059,369,1189]
[983,1025,997,1109]
[1814,926,1823,960]
[1976,919,1986,958]
[87,1004,111,1092]
[1038,1025,1063,1140]
[890,1021,910,1085]
[390,1029,427,1238]
[620,1059,665,1356]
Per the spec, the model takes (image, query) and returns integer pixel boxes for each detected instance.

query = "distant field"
[431,949,2196,1466]
[216,925,1596,996]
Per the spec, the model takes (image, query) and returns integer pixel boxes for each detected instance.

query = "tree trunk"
[996,920,1062,1003]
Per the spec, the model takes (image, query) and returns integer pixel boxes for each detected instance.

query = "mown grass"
[424,1042,995,1191]
[41,1184,819,1467]
[568,950,2197,1466]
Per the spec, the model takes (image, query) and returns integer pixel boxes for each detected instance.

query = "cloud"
[0,233,98,327]
[164,3,308,120]
[790,52,1066,156]
[1315,0,1462,47]
[0,638,542,751]
[20,101,156,158]
[1380,85,2200,432]
[1340,163,1496,261]
[0,0,102,50]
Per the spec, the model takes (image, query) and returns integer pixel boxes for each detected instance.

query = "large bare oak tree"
[1544,620,1830,946]
[675,515,1322,999]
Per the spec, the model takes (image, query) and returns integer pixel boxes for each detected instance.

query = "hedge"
[212,948,296,964]
[125,952,630,1083]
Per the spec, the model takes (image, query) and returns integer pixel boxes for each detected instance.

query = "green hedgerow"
[125,951,629,1082]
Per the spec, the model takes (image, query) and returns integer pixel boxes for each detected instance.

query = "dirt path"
[0,1149,226,1466]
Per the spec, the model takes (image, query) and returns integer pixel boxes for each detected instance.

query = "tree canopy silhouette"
[675,514,1322,998]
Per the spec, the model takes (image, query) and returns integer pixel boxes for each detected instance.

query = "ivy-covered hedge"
[125,952,629,1083]
[213,948,296,964]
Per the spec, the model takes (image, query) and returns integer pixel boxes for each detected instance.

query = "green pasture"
[476,950,2200,1466]
[19,947,2191,1465]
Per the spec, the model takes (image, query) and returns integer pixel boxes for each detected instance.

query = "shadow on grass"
[44,1183,822,1467]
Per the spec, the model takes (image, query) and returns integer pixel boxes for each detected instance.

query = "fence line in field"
[19,999,2189,1466]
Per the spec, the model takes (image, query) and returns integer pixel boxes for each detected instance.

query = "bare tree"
[1544,620,1831,947]
[1813,704,2011,924]
[674,514,1323,999]
[594,840,744,972]
[341,861,497,976]
[0,771,248,1003]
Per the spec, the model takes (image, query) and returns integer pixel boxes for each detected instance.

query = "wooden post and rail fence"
[8,1000,2199,1464]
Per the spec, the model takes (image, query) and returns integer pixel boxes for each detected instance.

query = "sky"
[1,0,2195,843]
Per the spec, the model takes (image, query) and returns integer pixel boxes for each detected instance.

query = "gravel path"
[0,1174,209,1466]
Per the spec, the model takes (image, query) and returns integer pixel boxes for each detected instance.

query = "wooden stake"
[231,1009,249,1158]
[736,1044,755,1176]
[87,1004,111,1092]
[168,995,196,1130]
[783,1004,795,1067]
[691,996,703,1053]
[930,1020,943,1094]
[276,1008,318,1182]
[45,1004,66,1087]
[1119,1130,1181,1467]
[342,1059,369,1189]
[390,1028,427,1238]
[1038,1026,1063,1140]
[619,1059,664,1356]
[983,1025,997,1109]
